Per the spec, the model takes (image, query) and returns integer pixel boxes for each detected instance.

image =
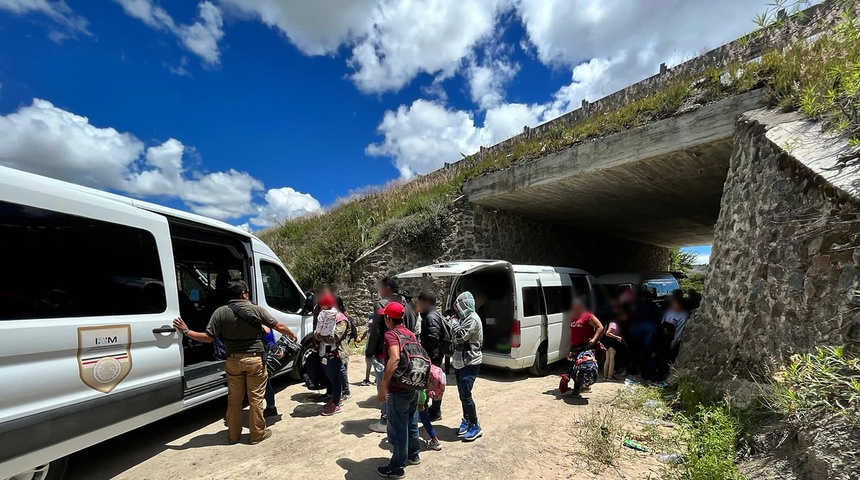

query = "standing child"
[602,319,623,380]
[417,389,442,451]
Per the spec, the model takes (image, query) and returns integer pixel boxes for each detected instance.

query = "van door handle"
[152,327,175,334]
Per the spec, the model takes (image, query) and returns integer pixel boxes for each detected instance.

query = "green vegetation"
[681,407,745,480]
[263,3,860,289]
[768,346,860,424]
[678,272,706,293]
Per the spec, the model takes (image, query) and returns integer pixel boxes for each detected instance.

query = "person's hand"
[417,404,425,412]
[287,331,297,342]
[376,389,387,403]
[587,340,596,348]
[172,317,188,332]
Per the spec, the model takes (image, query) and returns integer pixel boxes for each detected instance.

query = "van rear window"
[0,201,166,320]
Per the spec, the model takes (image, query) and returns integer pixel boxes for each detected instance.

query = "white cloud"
[370,0,775,176]
[466,56,519,109]
[219,0,377,55]
[0,99,318,223]
[250,187,322,227]
[366,99,484,177]
[115,0,225,65]
[220,0,513,93]
[348,0,512,93]
[0,0,89,37]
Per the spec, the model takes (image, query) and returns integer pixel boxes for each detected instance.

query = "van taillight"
[511,320,521,349]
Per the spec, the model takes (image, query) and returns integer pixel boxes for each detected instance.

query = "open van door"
[397,260,511,279]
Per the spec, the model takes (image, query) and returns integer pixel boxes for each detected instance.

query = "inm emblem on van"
[77,325,133,393]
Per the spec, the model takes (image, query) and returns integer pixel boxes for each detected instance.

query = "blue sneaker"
[457,418,469,436]
[463,424,483,442]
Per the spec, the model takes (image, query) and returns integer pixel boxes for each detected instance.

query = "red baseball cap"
[379,301,405,319]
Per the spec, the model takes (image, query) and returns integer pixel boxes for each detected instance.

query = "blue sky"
[0,0,780,259]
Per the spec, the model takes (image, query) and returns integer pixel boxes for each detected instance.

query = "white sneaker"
[369,421,387,433]
[426,438,442,451]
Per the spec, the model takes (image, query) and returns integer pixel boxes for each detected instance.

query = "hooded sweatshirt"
[450,291,483,369]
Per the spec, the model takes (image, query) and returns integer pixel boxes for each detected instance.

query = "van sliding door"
[0,195,183,478]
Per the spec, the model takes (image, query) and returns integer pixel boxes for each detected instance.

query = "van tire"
[529,342,550,377]
[289,337,314,381]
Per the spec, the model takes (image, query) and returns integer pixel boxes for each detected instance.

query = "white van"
[0,166,312,480]
[397,261,610,377]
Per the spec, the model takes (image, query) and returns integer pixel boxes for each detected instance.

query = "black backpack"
[438,318,457,357]
[303,351,330,390]
[391,328,432,391]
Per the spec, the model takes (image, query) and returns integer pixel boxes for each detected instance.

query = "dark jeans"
[322,356,343,405]
[455,364,480,426]
[264,378,275,408]
[340,360,351,396]
[386,390,420,469]
[419,406,437,439]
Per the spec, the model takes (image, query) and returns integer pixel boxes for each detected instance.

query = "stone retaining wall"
[678,114,860,380]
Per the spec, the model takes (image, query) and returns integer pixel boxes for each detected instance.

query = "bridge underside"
[464,90,766,247]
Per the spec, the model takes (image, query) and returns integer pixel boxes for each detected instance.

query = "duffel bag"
[266,335,301,376]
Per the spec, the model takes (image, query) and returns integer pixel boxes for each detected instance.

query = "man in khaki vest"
[173,279,296,444]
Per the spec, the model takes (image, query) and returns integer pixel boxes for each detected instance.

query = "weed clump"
[768,345,860,424]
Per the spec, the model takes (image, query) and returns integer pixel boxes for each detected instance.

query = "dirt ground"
[65,356,664,480]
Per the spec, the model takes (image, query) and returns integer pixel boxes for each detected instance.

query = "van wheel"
[289,338,314,381]
[14,457,67,480]
[529,342,551,377]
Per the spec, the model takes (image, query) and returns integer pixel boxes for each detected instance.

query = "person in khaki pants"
[173,280,297,444]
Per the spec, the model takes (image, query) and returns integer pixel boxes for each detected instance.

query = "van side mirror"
[301,292,315,314]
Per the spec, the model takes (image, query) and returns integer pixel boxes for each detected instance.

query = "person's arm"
[273,322,297,341]
[449,315,475,344]
[258,307,297,341]
[172,317,214,343]
[587,315,604,346]
[605,324,623,342]
[377,341,400,403]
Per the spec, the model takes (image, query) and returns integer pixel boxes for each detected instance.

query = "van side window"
[260,261,303,313]
[569,275,592,308]
[0,200,165,320]
[543,286,572,315]
[522,286,544,317]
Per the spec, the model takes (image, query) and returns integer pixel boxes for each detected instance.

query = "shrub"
[768,346,860,424]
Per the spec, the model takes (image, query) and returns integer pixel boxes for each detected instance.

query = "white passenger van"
[397,261,610,377]
[0,166,312,480]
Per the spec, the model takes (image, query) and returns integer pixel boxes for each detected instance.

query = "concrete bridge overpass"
[463,90,767,247]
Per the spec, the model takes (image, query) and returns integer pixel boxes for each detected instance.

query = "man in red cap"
[376,301,421,478]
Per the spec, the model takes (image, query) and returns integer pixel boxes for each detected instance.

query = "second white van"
[397,260,610,376]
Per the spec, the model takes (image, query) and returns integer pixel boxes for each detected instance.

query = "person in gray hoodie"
[449,291,484,442]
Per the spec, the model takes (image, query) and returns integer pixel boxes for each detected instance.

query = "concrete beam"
[463,90,768,246]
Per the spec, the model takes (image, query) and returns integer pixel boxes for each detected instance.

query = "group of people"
[569,286,697,391]
[171,273,698,479]
[294,277,484,478]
